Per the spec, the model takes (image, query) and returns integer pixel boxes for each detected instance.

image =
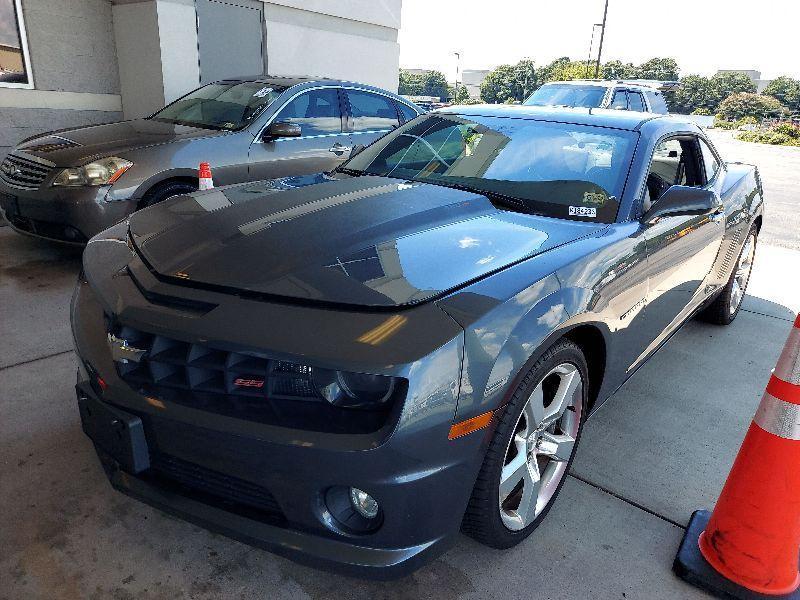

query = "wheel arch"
[136,174,199,209]
[454,283,611,423]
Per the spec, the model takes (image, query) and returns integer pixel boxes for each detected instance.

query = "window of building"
[0,0,33,88]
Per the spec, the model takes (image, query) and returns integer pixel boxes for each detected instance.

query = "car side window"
[628,91,645,112]
[610,90,628,109]
[272,88,342,137]
[397,102,418,123]
[645,137,705,211]
[347,90,401,132]
[699,138,720,183]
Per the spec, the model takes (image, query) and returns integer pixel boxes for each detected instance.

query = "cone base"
[674,511,800,599]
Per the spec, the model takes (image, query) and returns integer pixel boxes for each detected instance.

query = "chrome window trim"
[0,0,35,90]
[256,85,415,142]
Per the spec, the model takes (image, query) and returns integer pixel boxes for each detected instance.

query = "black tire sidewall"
[473,340,589,548]
[139,181,197,209]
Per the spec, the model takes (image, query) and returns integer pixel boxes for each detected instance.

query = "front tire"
[462,339,588,549]
[138,180,197,210]
[698,225,757,325]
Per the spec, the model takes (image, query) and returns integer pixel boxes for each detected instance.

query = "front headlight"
[53,157,133,187]
[313,368,397,409]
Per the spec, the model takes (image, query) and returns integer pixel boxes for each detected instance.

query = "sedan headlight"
[313,368,397,409]
[53,157,133,187]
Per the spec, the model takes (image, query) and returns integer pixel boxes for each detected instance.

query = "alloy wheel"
[730,233,755,315]
[498,363,583,531]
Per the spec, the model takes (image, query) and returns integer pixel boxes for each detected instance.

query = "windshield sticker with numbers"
[569,206,597,217]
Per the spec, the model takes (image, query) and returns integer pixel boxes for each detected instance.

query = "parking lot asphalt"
[1,135,798,599]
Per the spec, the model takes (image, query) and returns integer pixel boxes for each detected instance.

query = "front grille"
[110,324,394,434]
[0,154,52,189]
[148,453,286,525]
[112,324,319,402]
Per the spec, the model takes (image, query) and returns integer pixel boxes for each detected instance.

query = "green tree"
[602,60,639,80]
[421,70,449,100]
[480,64,518,103]
[449,83,470,103]
[398,70,423,95]
[763,76,800,113]
[666,74,714,113]
[479,59,540,104]
[398,69,449,100]
[637,57,679,81]
[514,59,539,99]
[539,56,571,83]
[717,92,787,121]
[708,71,757,107]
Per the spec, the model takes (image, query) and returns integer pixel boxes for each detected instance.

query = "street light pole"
[594,0,609,78]
[586,23,602,78]
[453,51,462,102]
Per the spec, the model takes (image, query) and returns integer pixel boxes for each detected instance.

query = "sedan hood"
[128,175,604,308]
[16,119,232,166]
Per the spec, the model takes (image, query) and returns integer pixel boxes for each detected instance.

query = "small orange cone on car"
[675,314,800,598]
[198,161,214,190]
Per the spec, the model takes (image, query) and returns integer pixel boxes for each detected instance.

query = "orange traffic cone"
[198,162,214,190]
[675,314,800,598]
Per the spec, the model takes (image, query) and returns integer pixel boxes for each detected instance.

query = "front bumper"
[71,262,483,578]
[77,382,451,578]
[0,182,135,243]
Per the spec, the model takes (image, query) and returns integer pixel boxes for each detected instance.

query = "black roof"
[436,104,664,131]
[213,75,415,104]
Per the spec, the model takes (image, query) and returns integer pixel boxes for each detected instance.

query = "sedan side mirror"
[641,185,721,225]
[263,121,301,141]
[349,144,366,160]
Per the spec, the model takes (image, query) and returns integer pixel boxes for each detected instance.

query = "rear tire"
[461,339,588,549]
[698,225,757,326]
[138,180,197,210]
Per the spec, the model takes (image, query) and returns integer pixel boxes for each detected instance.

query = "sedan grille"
[0,154,52,189]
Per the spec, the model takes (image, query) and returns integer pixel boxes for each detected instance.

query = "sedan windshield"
[524,84,607,108]
[342,113,637,223]
[150,82,287,130]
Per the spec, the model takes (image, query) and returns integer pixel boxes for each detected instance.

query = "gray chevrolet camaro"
[0,76,420,243]
[72,105,762,578]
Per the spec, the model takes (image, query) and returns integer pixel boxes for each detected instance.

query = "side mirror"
[641,185,721,225]
[263,121,301,141]
[349,144,366,160]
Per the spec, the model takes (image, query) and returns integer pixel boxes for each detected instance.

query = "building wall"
[0,0,122,159]
[262,0,401,92]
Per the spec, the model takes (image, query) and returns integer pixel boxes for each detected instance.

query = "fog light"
[350,487,379,519]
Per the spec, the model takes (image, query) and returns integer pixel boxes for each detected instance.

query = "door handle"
[329,143,351,155]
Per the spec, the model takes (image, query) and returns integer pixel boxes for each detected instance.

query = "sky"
[398,0,800,82]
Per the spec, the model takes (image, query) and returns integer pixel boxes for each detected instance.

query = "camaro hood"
[128,175,604,308]
[15,119,232,166]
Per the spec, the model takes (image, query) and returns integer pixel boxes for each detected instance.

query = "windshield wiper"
[335,167,366,177]
[414,179,543,217]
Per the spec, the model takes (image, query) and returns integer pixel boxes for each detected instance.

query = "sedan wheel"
[499,363,583,530]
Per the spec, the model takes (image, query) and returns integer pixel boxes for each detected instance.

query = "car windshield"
[150,82,288,130]
[341,113,637,223]
[524,84,607,108]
